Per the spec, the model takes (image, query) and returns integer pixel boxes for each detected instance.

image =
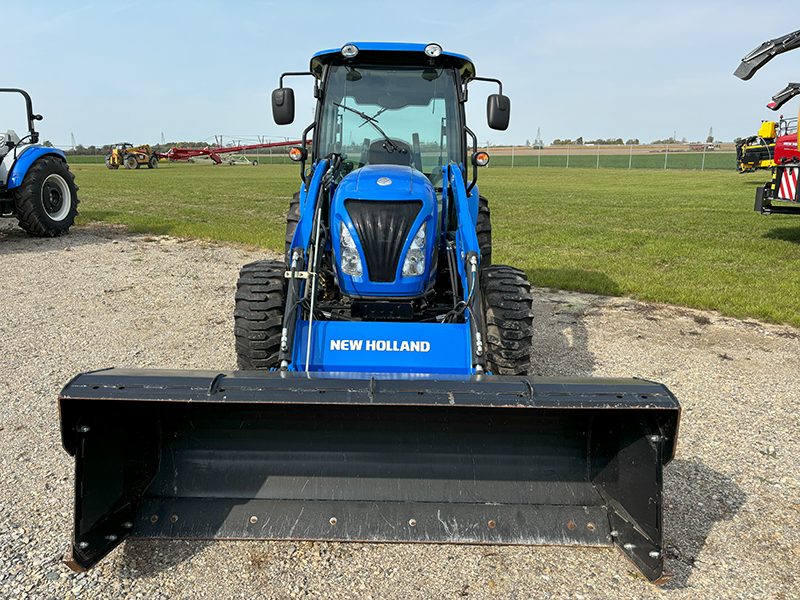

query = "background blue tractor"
[0,88,79,236]
[58,44,680,584]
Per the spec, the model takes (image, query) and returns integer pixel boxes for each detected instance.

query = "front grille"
[345,199,423,283]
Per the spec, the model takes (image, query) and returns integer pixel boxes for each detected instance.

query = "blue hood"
[330,165,438,298]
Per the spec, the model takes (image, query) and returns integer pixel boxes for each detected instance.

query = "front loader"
[59,43,680,583]
[105,142,159,169]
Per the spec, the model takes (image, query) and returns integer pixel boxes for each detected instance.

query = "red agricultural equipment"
[164,138,306,165]
[735,29,800,214]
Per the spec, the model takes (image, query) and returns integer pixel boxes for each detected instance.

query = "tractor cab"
[273,43,510,299]
[313,46,467,186]
[274,43,509,184]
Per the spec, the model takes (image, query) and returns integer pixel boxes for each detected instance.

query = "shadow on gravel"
[661,458,747,589]
[0,223,129,256]
[524,269,619,377]
[117,539,214,576]
[764,226,800,244]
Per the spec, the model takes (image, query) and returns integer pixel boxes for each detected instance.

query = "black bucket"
[60,369,680,583]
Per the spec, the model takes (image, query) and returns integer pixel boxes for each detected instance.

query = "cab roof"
[310,43,476,81]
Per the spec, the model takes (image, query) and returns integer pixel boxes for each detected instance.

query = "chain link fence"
[482,144,735,171]
[65,144,737,171]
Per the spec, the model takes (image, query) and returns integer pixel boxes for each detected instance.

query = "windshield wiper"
[334,102,406,154]
[358,107,388,127]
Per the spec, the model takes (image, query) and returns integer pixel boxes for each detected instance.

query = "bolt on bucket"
[59,368,680,583]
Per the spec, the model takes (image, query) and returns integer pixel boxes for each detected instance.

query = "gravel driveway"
[1,223,798,599]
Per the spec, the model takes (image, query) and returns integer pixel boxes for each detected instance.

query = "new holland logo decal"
[329,339,431,352]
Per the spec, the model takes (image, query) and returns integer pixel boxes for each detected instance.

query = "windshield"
[0,92,30,140]
[317,64,462,182]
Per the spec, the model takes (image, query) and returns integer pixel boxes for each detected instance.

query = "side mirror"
[272,87,295,125]
[487,94,510,131]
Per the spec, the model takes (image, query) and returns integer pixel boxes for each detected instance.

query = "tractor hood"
[331,164,437,298]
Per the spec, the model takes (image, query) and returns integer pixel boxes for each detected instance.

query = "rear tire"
[480,265,534,375]
[234,260,287,370]
[148,156,158,169]
[13,156,79,237]
[477,195,492,266]
[285,191,302,266]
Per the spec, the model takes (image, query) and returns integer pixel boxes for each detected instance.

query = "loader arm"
[734,29,800,80]
[767,82,800,111]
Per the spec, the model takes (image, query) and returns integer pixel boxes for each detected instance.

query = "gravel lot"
[1,222,798,600]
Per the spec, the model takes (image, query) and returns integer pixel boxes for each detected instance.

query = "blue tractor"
[0,88,78,236]
[58,44,680,583]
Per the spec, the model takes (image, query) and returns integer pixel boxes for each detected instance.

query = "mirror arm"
[279,71,315,88]
[465,126,479,195]
[463,76,503,96]
[300,122,316,184]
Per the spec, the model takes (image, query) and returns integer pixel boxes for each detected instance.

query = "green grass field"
[69,162,800,327]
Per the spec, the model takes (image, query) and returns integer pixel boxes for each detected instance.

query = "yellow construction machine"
[105,142,159,170]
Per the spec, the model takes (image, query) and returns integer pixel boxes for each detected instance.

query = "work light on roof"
[341,44,359,58]
[424,44,443,57]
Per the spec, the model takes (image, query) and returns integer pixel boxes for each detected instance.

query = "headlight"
[424,44,443,58]
[340,223,363,277]
[402,222,426,277]
[341,44,359,58]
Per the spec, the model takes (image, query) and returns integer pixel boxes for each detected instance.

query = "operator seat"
[0,130,20,160]
[368,139,412,166]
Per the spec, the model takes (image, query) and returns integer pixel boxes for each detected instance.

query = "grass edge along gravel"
[68,162,800,327]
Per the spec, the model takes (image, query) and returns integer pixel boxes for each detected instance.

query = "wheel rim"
[41,174,71,221]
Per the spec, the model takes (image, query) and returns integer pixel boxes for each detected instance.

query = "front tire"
[234,260,287,370]
[13,156,79,237]
[480,265,534,375]
[124,155,138,169]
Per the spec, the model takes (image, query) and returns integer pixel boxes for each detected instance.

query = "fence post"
[511,145,514,168]
[664,144,669,170]
[701,144,707,171]
[629,143,633,170]
[538,145,541,168]
[566,145,570,169]
[596,145,600,169]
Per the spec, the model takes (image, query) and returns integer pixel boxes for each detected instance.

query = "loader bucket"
[59,369,680,583]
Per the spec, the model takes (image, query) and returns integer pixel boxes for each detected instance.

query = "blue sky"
[3,0,799,148]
